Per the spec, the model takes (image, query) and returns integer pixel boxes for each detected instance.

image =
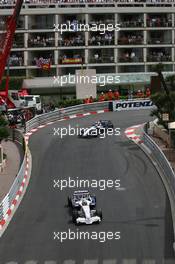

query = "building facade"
[0,0,175,90]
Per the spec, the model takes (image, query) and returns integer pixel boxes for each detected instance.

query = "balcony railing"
[118,56,143,62]
[58,39,85,46]
[147,39,172,45]
[89,57,114,63]
[12,42,24,48]
[8,58,24,66]
[0,0,175,8]
[29,24,54,30]
[118,38,143,45]
[119,21,144,28]
[147,54,171,62]
[147,20,172,27]
[89,38,114,46]
[28,39,55,47]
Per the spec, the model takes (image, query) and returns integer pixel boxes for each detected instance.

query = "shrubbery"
[57,99,84,108]
[151,92,175,128]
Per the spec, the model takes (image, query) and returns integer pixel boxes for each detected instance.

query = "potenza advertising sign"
[112,99,154,111]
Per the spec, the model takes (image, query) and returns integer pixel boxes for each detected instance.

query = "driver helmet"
[82,199,87,206]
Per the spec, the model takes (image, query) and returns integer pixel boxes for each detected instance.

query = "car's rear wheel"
[67,196,72,207]
[96,209,102,220]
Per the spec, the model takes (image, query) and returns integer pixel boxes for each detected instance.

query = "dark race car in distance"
[93,120,114,129]
[78,120,114,138]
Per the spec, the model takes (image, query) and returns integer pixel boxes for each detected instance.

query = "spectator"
[94,53,99,62]
[99,92,105,102]
[127,89,133,100]
[89,95,93,103]
[107,89,114,100]
[9,54,23,66]
[137,89,144,98]
[114,90,120,100]
[145,88,151,98]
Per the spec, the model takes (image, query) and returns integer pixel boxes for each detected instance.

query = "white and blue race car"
[68,190,102,225]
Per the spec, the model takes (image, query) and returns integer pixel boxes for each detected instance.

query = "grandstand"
[0,0,175,93]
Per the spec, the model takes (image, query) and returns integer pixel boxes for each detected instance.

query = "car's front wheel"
[96,209,102,220]
[72,210,79,223]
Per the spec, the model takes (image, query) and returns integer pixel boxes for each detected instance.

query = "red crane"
[0,0,23,108]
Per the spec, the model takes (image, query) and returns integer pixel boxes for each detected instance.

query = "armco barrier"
[26,101,109,132]
[25,99,153,132]
[0,129,29,227]
[141,124,175,250]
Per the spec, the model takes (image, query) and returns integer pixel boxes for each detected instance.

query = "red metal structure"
[0,0,23,108]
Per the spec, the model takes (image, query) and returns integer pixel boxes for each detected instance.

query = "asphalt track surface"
[0,109,175,264]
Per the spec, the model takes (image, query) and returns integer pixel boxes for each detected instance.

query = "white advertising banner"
[76,69,97,99]
[112,99,154,111]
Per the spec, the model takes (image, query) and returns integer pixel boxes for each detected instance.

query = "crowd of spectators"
[89,33,114,45]
[62,19,85,30]
[89,19,114,26]
[1,0,174,6]
[91,53,114,63]
[84,88,151,104]
[147,16,172,27]
[9,54,23,66]
[119,51,142,62]
[118,34,143,44]
[28,35,55,47]
[148,51,171,62]
[58,35,85,46]
[0,17,6,30]
[32,56,53,65]
[147,35,171,44]
[119,18,144,27]
[13,38,24,48]
[42,102,55,112]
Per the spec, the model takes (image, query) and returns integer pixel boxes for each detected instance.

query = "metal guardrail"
[1,0,175,7]
[141,124,175,249]
[26,101,109,132]
[0,129,28,223]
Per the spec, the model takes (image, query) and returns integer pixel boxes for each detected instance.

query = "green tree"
[151,63,175,127]
[165,75,175,91]
[152,63,170,95]
[151,92,175,128]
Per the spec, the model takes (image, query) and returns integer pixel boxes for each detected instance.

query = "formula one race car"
[93,120,114,129]
[68,190,102,225]
[78,120,114,138]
